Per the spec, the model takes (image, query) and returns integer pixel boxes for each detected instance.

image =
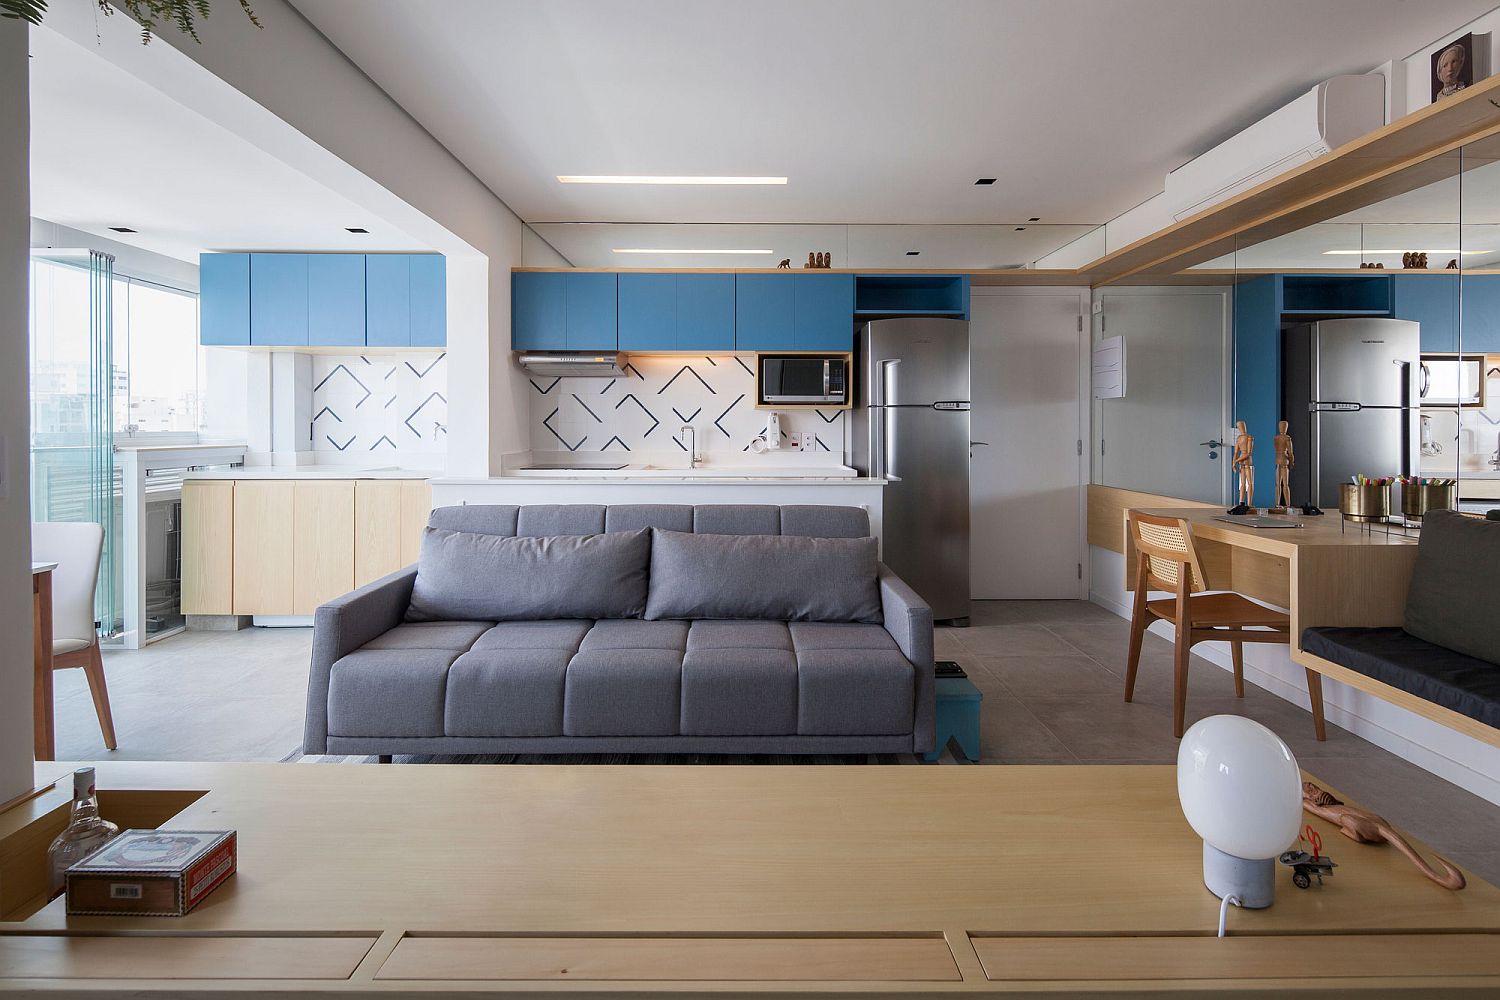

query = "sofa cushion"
[645,530,882,623]
[692,504,780,536]
[687,620,793,651]
[327,648,459,738]
[471,620,593,652]
[681,647,799,735]
[428,505,518,537]
[564,648,683,736]
[1302,626,1500,729]
[580,619,691,650]
[604,504,694,534]
[1404,510,1500,665]
[780,505,870,538]
[407,527,650,623]
[796,649,915,736]
[361,621,493,651]
[444,648,571,737]
[517,504,605,536]
[788,621,899,652]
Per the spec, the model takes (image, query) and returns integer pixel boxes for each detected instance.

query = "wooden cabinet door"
[564,272,618,350]
[181,481,234,615]
[366,254,413,347]
[249,254,310,347]
[354,480,404,587]
[232,481,295,615]
[401,480,433,566]
[307,254,366,348]
[409,255,447,347]
[792,274,855,350]
[735,274,794,350]
[512,272,567,350]
[293,481,356,614]
[198,253,250,346]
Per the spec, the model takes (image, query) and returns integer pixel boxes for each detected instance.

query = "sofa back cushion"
[1404,510,1500,665]
[644,529,881,623]
[407,527,650,622]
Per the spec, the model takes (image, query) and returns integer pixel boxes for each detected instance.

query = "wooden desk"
[1123,508,1419,649]
[0,762,1496,995]
[31,562,56,762]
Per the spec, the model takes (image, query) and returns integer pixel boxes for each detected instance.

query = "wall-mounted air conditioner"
[1164,75,1385,223]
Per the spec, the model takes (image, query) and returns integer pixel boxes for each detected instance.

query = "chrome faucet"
[680,425,698,469]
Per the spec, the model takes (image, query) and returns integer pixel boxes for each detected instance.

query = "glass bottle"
[47,767,119,897]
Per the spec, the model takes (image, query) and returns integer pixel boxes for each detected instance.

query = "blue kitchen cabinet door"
[249,254,309,347]
[676,274,735,350]
[512,272,566,350]
[617,274,677,350]
[409,255,447,347]
[1393,274,1458,353]
[307,255,366,347]
[366,254,413,347]
[735,274,795,350]
[564,272,617,350]
[199,253,250,345]
[793,274,855,350]
[1460,274,1500,353]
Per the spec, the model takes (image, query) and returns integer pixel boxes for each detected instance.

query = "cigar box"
[65,829,236,917]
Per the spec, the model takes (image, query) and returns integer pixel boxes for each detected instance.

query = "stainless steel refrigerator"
[851,318,971,625]
[1282,318,1420,508]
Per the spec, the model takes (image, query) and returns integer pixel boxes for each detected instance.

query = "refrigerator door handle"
[871,359,902,480]
[878,360,903,482]
[1419,361,1431,400]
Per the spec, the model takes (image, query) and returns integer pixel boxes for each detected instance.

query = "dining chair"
[32,521,116,750]
[1123,510,1326,741]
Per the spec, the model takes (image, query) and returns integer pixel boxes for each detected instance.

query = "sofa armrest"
[302,566,417,754]
[879,562,936,754]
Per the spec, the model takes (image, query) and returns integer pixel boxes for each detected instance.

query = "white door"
[970,290,1086,599]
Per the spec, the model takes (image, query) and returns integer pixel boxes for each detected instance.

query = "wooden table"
[31,562,57,762]
[1125,508,1420,649]
[1,762,1496,995]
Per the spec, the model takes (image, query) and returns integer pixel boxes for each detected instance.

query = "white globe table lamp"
[1177,715,1303,909]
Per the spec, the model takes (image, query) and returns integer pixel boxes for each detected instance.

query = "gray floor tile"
[952,623,1084,658]
[972,654,1122,701]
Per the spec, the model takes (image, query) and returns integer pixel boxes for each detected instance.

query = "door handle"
[1199,439,1224,460]
[970,440,990,457]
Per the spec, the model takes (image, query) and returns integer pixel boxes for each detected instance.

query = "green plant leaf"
[0,0,49,25]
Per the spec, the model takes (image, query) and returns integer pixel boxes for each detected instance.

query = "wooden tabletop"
[1136,507,1418,558]
[2,761,1496,995]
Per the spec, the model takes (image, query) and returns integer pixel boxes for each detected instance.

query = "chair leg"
[1124,590,1149,703]
[1172,620,1192,739]
[1305,668,1328,742]
[1231,641,1245,698]
[81,644,117,751]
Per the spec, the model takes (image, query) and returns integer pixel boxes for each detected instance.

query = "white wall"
[521,227,571,267]
[30,218,198,291]
[1,19,35,802]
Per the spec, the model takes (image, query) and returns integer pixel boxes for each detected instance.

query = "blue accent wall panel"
[676,274,735,350]
[735,274,795,350]
[564,272,617,350]
[618,274,676,351]
[409,255,447,347]
[1233,275,1281,509]
[1461,274,1500,353]
[366,254,412,347]
[793,274,855,350]
[307,255,365,347]
[249,253,309,346]
[512,272,566,350]
[199,253,250,345]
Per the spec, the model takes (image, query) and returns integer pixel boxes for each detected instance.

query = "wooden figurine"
[1230,419,1256,512]
[1418,251,1429,268]
[777,258,791,270]
[806,252,817,269]
[1302,782,1466,890]
[1447,258,1459,269]
[1271,419,1294,513]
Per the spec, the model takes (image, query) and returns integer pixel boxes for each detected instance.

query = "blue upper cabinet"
[793,274,855,350]
[1460,274,1500,353]
[564,272,617,350]
[735,274,795,350]
[619,273,734,351]
[307,255,365,347]
[199,253,250,346]
[1393,274,1458,353]
[250,253,309,347]
[409,255,447,347]
[365,255,412,347]
[512,272,567,350]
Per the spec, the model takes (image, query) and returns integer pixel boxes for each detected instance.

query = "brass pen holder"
[1400,482,1457,520]
[1339,483,1391,522]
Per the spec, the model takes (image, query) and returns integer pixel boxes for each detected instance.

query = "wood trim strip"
[0,935,379,980]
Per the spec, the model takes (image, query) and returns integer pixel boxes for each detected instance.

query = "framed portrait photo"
[1433,33,1475,102]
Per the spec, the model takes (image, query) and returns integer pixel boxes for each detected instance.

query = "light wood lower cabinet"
[181,481,234,615]
[183,478,430,618]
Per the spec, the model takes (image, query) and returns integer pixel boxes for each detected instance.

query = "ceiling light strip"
[1322,249,1483,255]
[612,248,775,255]
[559,175,787,185]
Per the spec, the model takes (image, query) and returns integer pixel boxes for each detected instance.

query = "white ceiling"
[294,0,1494,228]
[28,26,431,264]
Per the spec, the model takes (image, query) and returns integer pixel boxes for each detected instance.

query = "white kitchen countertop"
[434,475,887,486]
[183,466,439,481]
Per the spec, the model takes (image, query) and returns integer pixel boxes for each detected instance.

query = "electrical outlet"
[789,432,804,451]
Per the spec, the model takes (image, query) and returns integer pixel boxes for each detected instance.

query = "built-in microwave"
[756,354,850,407]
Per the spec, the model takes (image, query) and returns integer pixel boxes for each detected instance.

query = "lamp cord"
[1217,894,1242,938]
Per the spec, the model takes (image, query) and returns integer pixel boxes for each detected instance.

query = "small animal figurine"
[1403,252,1414,269]
[777,258,791,269]
[1447,258,1459,270]
[1418,252,1429,268]
[1302,781,1466,890]
[806,252,817,269]
[818,252,829,268]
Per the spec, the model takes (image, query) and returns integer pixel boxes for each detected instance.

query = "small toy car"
[1279,849,1338,889]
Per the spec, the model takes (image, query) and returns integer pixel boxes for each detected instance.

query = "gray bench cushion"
[1302,626,1500,729]
[361,621,494,651]
[446,648,574,737]
[407,527,650,622]
[645,529,882,623]
[1405,510,1500,666]
[681,647,799,735]
[328,648,460,738]
[565,648,684,736]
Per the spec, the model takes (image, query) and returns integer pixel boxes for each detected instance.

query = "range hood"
[517,352,626,378]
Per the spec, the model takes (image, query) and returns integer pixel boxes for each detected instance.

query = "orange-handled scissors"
[1305,825,1323,861]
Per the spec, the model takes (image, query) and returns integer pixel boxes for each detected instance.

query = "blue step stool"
[924,675,983,762]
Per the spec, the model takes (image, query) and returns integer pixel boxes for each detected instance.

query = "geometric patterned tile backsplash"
[311,353,447,456]
[528,354,846,459]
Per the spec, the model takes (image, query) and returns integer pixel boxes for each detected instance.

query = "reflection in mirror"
[524,223,1097,270]
[1458,136,1500,514]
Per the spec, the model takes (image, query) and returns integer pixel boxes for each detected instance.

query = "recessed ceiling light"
[611,248,775,255]
[974,178,997,185]
[1028,217,1041,222]
[1322,249,1481,255]
[1015,226,1027,231]
[559,175,787,185]
[905,250,921,256]
[346,227,369,234]
[108,227,136,233]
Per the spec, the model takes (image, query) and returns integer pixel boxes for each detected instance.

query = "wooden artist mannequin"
[1272,420,1294,512]
[1232,420,1255,509]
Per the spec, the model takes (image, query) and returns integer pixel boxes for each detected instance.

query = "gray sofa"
[302,503,936,757]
